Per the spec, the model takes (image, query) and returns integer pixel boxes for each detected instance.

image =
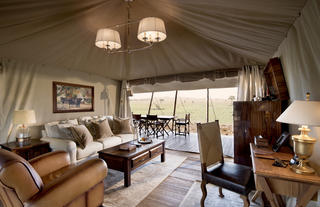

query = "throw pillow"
[59,119,78,125]
[92,119,114,139]
[84,122,97,139]
[113,118,133,134]
[57,123,75,139]
[69,125,93,149]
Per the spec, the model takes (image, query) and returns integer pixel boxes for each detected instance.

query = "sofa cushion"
[96,136,122,149]
[59,119,78,125]
[70,125,93,149]
[78,116,93,125]
[92,119,114,139]
[44,121,60,137]
[116,134,134,143]
[76,141,103,160]
[113,118,133,134]
[44,122,76,139]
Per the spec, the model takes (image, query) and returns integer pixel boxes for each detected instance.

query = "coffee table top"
[98,139,165,159]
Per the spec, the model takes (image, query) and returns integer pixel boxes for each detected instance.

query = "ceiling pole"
[148,92,154,115]
[207,88,209,123]
[173,90,178,117]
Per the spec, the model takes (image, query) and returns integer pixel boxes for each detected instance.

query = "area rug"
[180,181,320,207]
[165,133,234,157]
[179,181,262,207]
[103,150,187,207]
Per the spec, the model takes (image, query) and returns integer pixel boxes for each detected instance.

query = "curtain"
[118,80,132,118]
[237,65,266,101]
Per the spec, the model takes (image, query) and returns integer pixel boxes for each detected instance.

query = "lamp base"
[291,160,315,175]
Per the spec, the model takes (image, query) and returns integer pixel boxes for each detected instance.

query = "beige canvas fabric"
[0,0,306,81]
[197,121,223,167]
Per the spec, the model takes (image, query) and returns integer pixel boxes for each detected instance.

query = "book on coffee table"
[119,143,136,151]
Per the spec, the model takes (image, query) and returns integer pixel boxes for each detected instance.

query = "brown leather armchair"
[0,149,108,207]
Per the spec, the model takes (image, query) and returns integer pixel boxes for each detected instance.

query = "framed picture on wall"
[53,81,94,113]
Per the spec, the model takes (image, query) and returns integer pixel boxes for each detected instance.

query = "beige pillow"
[69,125,93,149]
[113,118,133,134]
[92,119,114,139]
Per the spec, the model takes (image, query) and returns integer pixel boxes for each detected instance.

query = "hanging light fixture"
[95,0,166,54]
[137,17,167,43]
[95,29,121,50]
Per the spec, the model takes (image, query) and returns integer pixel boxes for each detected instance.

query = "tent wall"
[274,0,320,170]
[0,58,120,143]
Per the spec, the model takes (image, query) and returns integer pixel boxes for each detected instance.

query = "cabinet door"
[234,101,252,166]
[234,101,282,166]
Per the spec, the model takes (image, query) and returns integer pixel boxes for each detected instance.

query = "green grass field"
[130,98,233,125]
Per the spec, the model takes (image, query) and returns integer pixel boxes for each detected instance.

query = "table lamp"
[276,93,320,174]
[13,110,36,143]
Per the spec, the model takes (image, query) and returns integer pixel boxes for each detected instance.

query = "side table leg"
[124,159,131,187]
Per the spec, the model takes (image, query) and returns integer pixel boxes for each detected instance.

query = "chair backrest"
[0,149,43,206]
[185,113,190,123]
[147,114,158,121]
[132,114,141,120]
[197,121,223,170]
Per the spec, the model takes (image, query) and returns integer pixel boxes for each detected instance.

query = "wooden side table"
[250,143,320,207]
[0,139,51,160]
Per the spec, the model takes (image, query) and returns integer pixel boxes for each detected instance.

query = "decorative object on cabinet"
[53,81,94,113]
[233,101,282,166]
[276,93,320,174]
[264,57,289,101]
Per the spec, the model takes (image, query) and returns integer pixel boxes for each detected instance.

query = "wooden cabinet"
[233,101,282,166]
[264,58,289,100]
[0,140,51,160]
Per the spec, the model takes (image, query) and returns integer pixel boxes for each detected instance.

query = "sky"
[131,87,238,100]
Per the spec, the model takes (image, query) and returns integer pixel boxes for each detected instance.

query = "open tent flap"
[0,0,306,81]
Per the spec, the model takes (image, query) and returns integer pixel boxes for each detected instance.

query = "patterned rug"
[103,150,187,207]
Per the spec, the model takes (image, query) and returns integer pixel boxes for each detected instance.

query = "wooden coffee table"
[98,139,165,187]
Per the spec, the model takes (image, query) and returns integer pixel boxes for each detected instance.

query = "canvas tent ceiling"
[0,0,306,81]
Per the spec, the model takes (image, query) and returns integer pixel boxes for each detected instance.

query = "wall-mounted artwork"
[53,81,94,113]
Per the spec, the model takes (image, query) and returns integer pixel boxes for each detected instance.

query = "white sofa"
[41,115,134,163]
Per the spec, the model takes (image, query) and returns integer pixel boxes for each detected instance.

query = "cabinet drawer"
[131,152,150,168]
[150,146,163,157]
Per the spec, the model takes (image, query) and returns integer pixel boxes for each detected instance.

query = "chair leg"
[219,187,224,198]
[200,180,207,207]
[251,190,261,202]
[240,195,250,207]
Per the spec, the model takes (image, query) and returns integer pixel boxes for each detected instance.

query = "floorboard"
[137,154,202,207]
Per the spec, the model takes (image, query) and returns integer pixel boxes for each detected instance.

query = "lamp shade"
[276,100,320,126]
[13,110,36,124]
[95,29,121,50]
[137,17,166,43]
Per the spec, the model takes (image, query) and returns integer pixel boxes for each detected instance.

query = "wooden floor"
[137,151,202,207]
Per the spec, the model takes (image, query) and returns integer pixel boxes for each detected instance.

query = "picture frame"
[53,81,94,113]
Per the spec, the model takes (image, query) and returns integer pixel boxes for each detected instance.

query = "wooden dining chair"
[197,121,255,207]
[132,113,145,135]
[146,115,165,138]
[174,113,190,137]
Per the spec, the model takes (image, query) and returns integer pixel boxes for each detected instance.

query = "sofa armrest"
[29,151,71,178]
[41,137,77,163]
[25,159,108,207]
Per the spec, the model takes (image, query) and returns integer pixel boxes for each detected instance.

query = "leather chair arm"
[25,158,108,207]
[29,151,71,178]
